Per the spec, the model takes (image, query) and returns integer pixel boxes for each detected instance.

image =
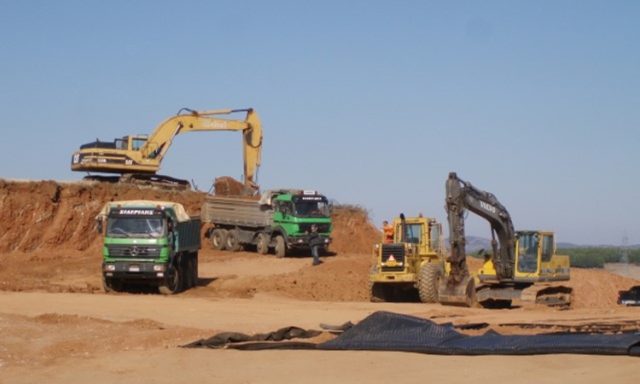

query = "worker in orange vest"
[382,220,394,243]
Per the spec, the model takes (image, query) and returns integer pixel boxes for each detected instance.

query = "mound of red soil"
[0,179,206,254]
[330,206,380,255]
[0,179,377,255]
[213,176,258,197]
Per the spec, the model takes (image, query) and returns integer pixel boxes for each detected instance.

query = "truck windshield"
[293,199,330,218]
[107,217,165,238]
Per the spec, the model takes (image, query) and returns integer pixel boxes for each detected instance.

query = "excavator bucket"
[437,275,476,307]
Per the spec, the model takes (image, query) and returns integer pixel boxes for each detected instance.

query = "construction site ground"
[1,180,639,383]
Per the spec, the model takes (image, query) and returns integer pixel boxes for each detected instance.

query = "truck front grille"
[107,245,161,258]
[299,223,331,233]
[381,244,405,272]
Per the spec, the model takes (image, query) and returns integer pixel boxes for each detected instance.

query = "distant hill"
[444,236,492,254]
[447,238,640,251]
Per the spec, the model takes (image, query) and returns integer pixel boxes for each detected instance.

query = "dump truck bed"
[175,217,201,252]
[201,196,273,228]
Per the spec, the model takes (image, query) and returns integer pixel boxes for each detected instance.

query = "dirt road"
[1,250,640,383]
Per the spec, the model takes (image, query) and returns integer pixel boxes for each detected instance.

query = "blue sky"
[1,1,638,245]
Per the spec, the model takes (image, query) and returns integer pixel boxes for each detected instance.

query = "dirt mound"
[0,179,377,255]
[0,179,206,254]
[213,176,258,197]
[568,268,639,309]
[330,205,380,254]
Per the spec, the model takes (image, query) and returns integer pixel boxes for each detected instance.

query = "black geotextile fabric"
[319,311,640,356]
[183,326,322,349]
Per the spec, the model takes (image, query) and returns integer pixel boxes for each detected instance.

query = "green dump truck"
[97,200,200,294]
[202,189,332,257]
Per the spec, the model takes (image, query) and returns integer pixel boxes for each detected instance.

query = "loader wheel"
[210,229,228,250]
[159,264,182,295]
[256,233,270,255]
[274,235,286,258]
[226,229,242,252]
[418,262,441,303]
[369,282,388,302]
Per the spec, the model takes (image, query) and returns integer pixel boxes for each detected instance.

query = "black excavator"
[439,172,572,308]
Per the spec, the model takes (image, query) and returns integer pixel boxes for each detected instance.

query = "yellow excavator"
[439,172,572,308]
[71,108,262,190]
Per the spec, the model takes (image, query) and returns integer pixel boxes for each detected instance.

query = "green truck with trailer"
[202,189,332,257]
[97,200,200,294]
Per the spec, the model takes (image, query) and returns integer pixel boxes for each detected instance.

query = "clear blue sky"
[1,1,638,245]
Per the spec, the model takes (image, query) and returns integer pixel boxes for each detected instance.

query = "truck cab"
[98,200,200,294]
[271,191,332,250]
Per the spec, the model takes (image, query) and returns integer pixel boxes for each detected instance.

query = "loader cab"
[392,216,441,256]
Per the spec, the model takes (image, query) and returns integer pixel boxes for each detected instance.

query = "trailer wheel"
[159,264,182,295]
[210,229,227,250]
[226,229,242,252]
[274,235,286,258]
[256,233,270,255]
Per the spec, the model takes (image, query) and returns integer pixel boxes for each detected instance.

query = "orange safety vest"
[383,225,394,243]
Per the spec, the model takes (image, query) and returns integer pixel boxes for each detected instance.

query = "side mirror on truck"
[96,218,103,234]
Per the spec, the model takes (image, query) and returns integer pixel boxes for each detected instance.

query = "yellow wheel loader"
[369,214,446,302]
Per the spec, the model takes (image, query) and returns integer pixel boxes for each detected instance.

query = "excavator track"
[520,283,572,309]
[83,173,191,190]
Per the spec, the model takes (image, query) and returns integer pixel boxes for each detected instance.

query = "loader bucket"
[437,275,476,307]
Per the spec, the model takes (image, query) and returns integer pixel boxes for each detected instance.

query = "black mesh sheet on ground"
[319,311,640,356]
[183,311,640,356]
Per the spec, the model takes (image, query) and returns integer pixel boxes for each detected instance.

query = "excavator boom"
[71,108,262,189]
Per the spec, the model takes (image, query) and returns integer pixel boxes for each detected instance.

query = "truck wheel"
[192,252,199,287]
[274,235,286,258]
[418,262,441,303]
[159,264,181,295]
[256,233,269,255]
[183,255,195,289]
[102,276,122,293]
[210,229,227,250]
[226,229,242,252]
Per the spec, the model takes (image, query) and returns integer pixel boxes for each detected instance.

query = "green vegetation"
[558,247,640,268]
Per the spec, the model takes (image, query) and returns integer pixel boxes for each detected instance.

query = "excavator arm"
[140,108,262,188]
[437,172,516,306]
[445,172,516,283]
